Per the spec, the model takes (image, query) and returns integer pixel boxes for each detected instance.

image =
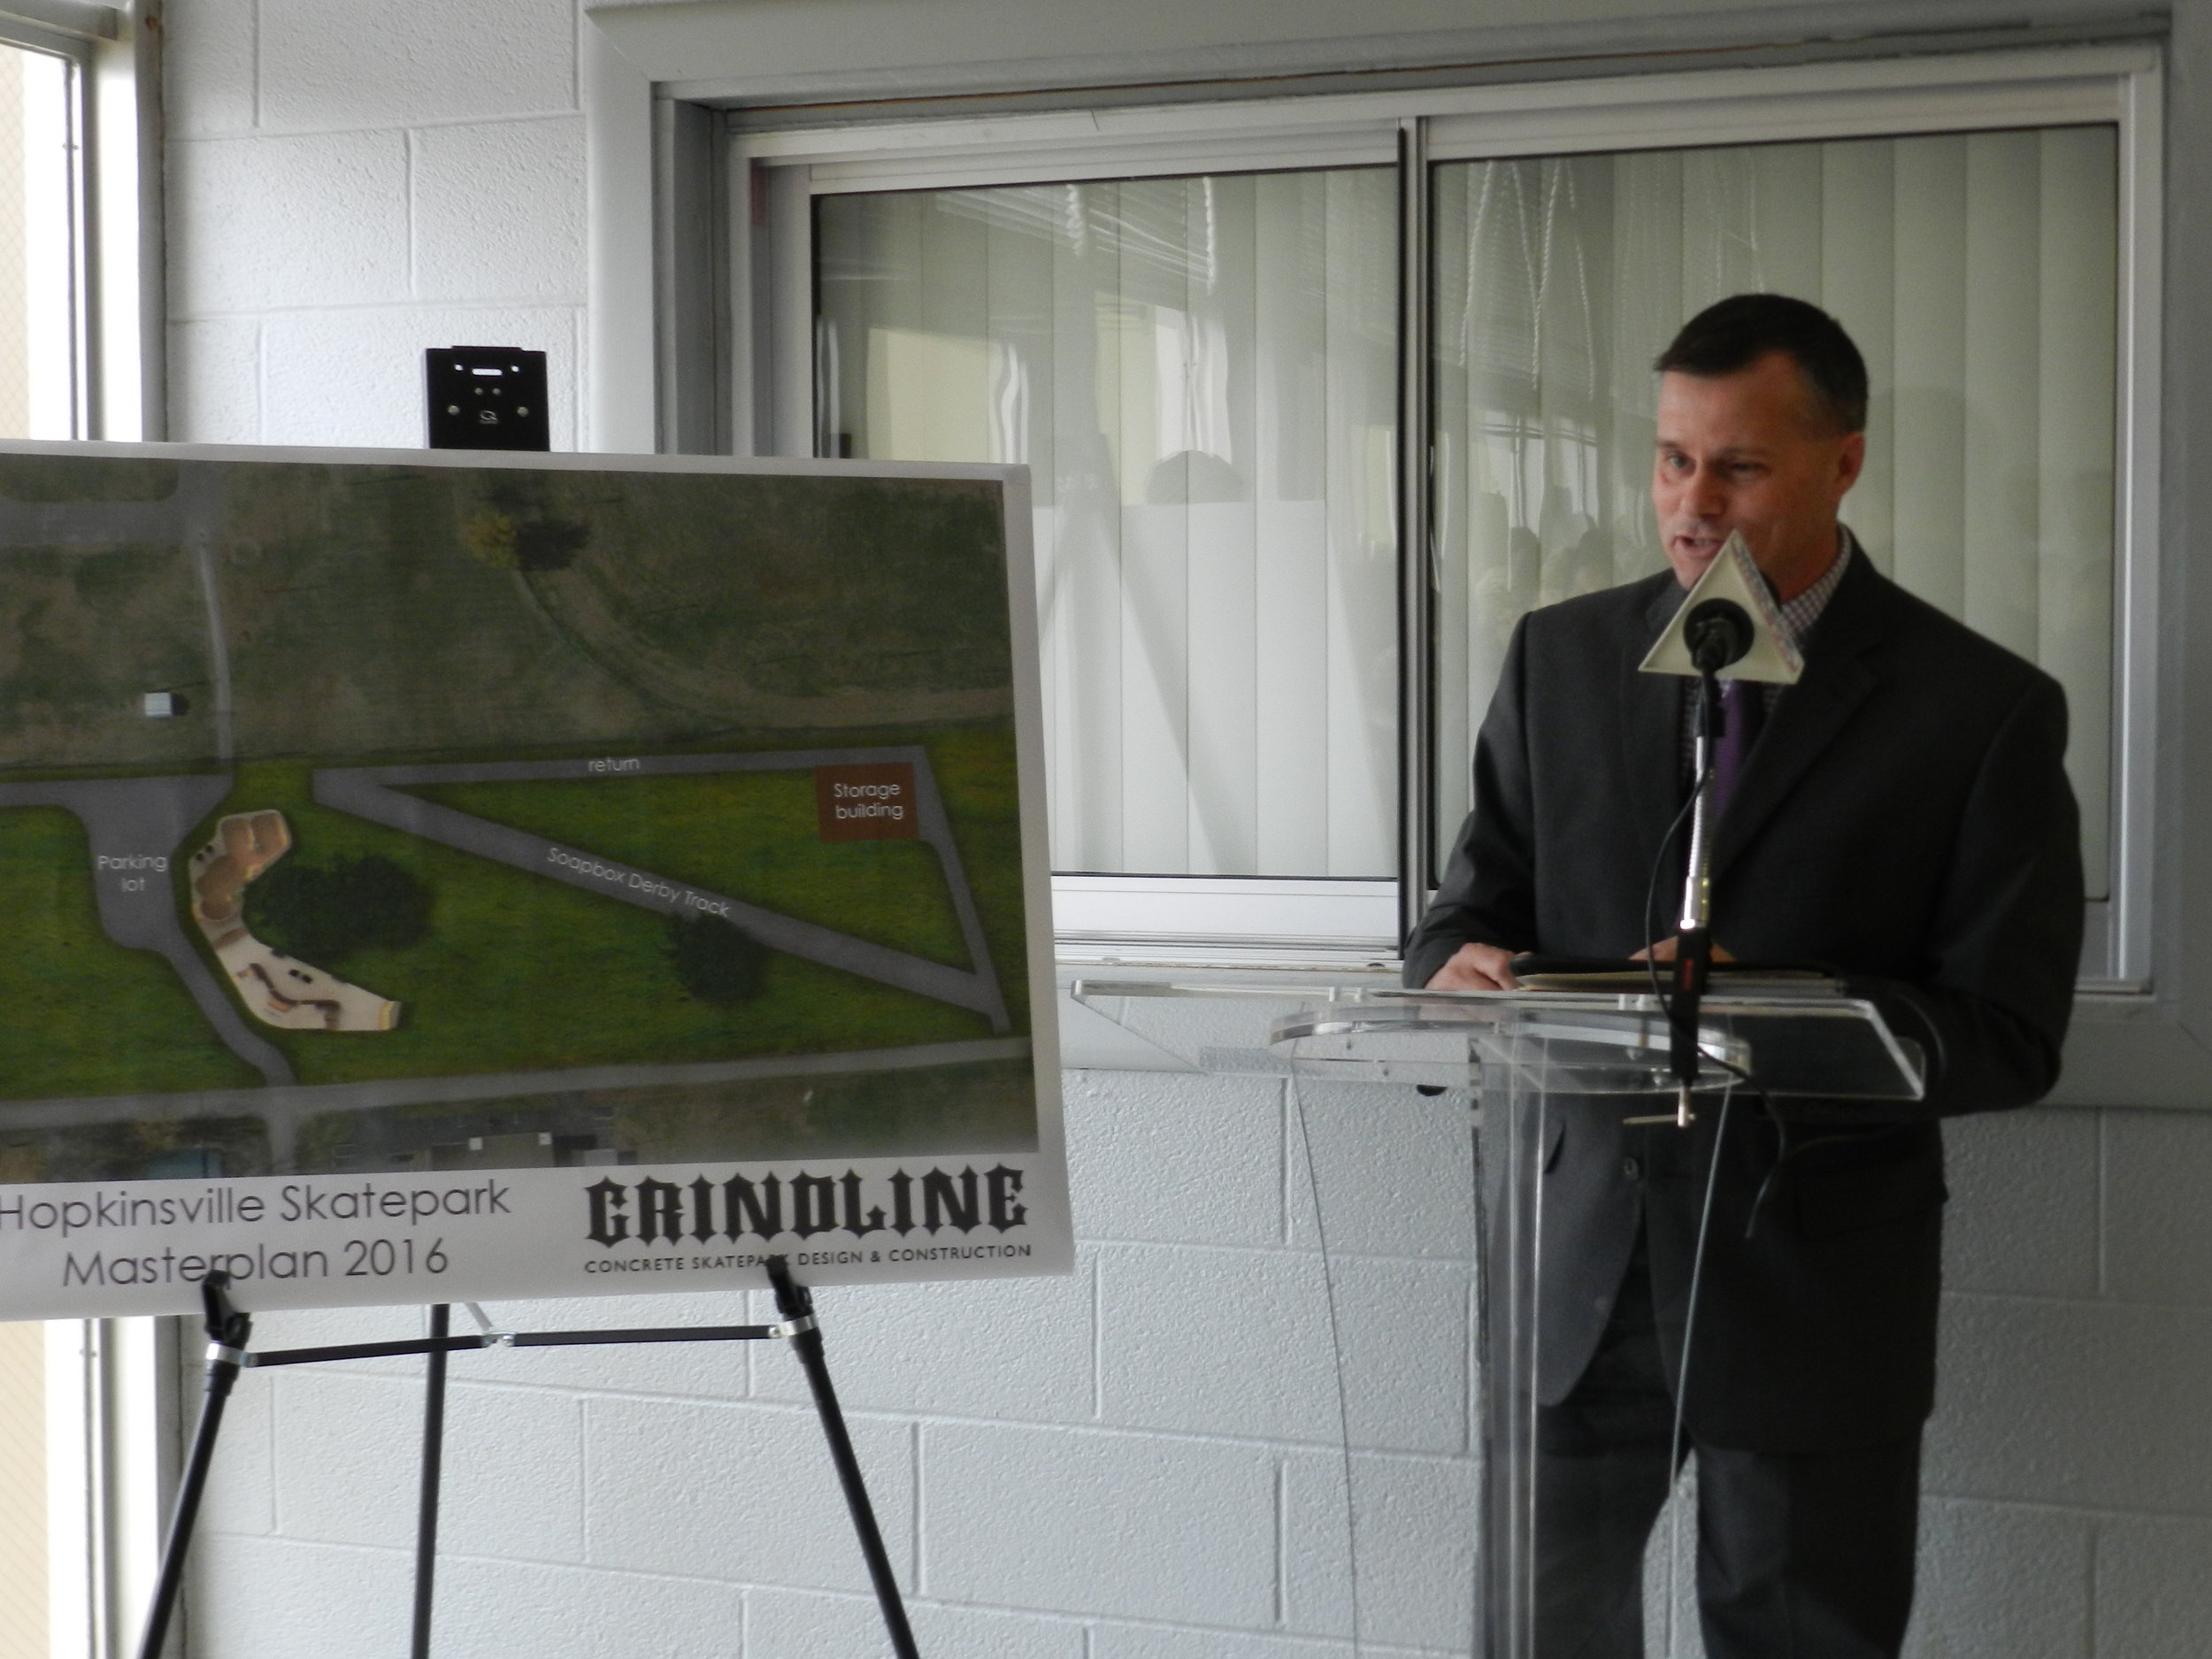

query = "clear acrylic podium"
[1071,976,1926,1658]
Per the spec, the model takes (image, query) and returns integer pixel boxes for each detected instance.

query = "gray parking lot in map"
[0,775,296,1086]
[0,486,213,549]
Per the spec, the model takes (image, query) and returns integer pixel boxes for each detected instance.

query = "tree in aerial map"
[245,854,433,965]
[666,912,772,1007]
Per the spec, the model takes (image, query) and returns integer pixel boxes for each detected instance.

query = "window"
[0,10,166,1655]
[1432,127,2120,900]
[817,173,1398,880]
[0,48,92,1631]
[726,45,2158,981]
[0,40,79,437]
[2,1321,106,1659]
[0,0,161,446]
[0,1324,44,1659]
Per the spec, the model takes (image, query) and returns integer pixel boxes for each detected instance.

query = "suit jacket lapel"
[1620,576,1689,878]
[1710,552,1892,877]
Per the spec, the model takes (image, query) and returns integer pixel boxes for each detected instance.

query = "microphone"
[1638,531,1803,686]
[1631,530,1802,1130]
[1683,598,1754,675]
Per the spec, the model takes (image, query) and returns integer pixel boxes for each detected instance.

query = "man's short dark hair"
[1655,293,1868,436]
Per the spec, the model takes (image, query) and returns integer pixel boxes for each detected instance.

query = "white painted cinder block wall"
[162,2,2212,1655]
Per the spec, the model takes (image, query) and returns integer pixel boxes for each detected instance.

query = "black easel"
[411,1303,450,1659]
[134,1260,918,1659]
[768,1260,918,1658]
[136,1276,252,1659]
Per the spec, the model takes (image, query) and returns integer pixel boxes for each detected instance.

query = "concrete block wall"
[159,2,2212,1654]
[182,1072,1480,1658]
[165,0,587,449]
[1910,1112,2212,1658]
[173,1073,2212,1659]
[1640,1109,2212,1659]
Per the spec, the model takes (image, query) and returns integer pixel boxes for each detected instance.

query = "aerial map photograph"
[0,449,1040,1186]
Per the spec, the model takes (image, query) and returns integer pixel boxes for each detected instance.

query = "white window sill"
[1050,874,1399,969]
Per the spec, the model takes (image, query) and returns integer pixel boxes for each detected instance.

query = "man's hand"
[1632,937,1738,964]
[1425,942,1522,991]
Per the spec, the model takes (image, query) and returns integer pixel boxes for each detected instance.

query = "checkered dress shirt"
[1678,529,1856,782]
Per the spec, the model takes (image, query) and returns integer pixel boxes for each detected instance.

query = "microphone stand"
[1666,666,1724,1128]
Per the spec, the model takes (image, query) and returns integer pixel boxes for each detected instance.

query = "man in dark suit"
[1403,294,2083,1658]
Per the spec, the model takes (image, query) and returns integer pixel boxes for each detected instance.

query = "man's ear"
[1836,430,1867,496]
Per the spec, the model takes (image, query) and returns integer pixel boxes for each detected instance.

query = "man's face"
[1652,349,1865,600]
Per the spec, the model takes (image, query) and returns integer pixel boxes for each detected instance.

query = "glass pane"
[818,172,1399,877]
[0,43,75,441]
[0,1322,45,1659]
[1432,127,2118,898]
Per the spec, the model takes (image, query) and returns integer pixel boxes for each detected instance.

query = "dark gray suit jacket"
[1406,550,2084,1452]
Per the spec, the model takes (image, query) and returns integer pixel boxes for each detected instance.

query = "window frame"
[0,0,163,443]
[657,42,2160,987]
[0,19,96,441]
[0,13,180,1655]
[43,1317,173,1659]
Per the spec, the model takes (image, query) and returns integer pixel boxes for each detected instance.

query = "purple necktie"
[1711,679,1766,818]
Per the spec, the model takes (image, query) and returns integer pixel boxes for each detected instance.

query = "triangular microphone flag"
[1637,530,1805,685]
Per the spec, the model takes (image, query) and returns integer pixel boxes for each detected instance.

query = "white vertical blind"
[1432,127,2118,895]
[817,171,1399,877]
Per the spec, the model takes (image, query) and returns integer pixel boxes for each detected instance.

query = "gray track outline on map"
[315,747,1010,1032]
[0,492,208,547]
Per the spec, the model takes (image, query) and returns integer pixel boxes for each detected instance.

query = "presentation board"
[0,442,1067,1317]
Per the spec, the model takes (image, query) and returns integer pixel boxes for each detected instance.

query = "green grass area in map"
[413,772,971,967]
[0,808,261,1099]
[177,746,1017,1087]
[0,546,222,772]
[607,1053,1039,1162]
[408,724,1029,1022]
[211,464,1014,764]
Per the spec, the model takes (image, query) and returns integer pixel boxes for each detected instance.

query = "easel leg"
[137,1273,252,1659]
[411,1304,451,1659]
[765,1257,919,1659]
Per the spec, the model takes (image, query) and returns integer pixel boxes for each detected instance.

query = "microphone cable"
[1662,1076,1736,1625]
[1640,785,1703,1012]
[1724,995,1943,1240]
[1465,1087,1488,1659]
[1641,666,1718,1012]
[1288,1071,1366,1658]
[1632,683,1753,1600]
